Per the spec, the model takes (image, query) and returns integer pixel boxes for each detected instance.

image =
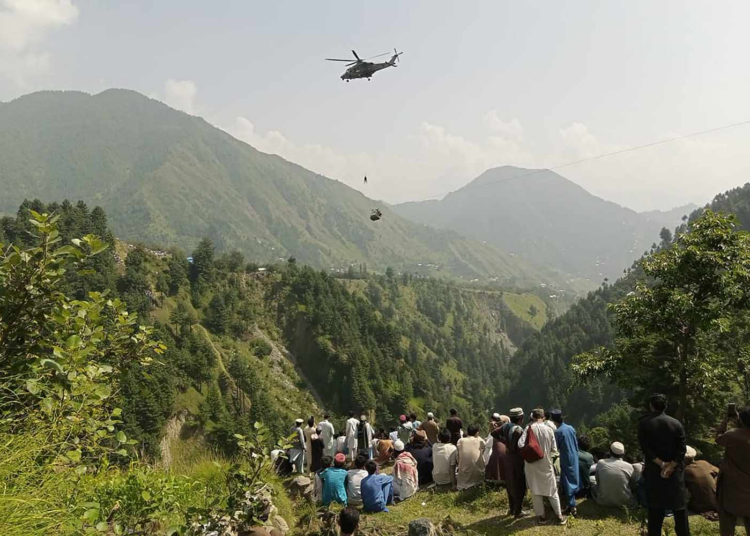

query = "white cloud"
[168,79,748,210]
[483,110,524,140]
[163,79,197,114]
[0,0,78,86]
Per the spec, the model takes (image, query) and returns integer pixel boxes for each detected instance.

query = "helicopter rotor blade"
[363,51,391,60]
[326,58,354,62]
[351,50,361,61]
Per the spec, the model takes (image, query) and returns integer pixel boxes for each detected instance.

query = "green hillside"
[0,89,565,287]
[393,166,692,281]
[503,182,750,430]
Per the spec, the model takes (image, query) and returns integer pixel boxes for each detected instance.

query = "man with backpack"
[518,408,567,526]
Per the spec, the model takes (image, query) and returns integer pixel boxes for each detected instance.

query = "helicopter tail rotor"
[390,48,403,65]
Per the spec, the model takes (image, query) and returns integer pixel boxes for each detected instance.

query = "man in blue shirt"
[361,460,394,513]
[320,453,349,506]
[551,409,580,516]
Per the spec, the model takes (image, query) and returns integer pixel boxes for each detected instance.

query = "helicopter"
[326,48,403,81]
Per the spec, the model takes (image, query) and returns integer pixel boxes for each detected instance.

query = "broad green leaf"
[67,449,82,462]
[66,334,82,349]
[26,379,40,395]
[95,521,108,532]
[40,358,64,373]
[141,490,151,501]
[116,431,127,443]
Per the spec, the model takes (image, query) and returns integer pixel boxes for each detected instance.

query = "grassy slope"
[0,89,568,287]
[502,293,548,331]
[292,483,720,535]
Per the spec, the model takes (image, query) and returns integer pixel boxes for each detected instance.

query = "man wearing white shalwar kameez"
[519,409,567,525]
[346,412,360,461]
[319,414,336,458]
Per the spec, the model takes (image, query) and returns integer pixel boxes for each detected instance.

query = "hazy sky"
[2,0,750,211]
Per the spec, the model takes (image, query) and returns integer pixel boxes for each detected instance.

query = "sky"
[2,0,750,211]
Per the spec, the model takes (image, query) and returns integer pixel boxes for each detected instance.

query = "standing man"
[357,414,375,460]
[551,409,580,516]
[346,411,360,461]
[397,415,413,445]
[410,412,422,435]
[519,408,567,526]
[715,405,750,535]
[304,416,317,473]
[637,393,689,536]
[502,408,529,519]
[289,418,307,474]
[420,412,440,444]
[446,408,463,446]
[319,413,336,458]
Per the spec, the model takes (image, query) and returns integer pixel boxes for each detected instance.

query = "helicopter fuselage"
[342,60,395,81]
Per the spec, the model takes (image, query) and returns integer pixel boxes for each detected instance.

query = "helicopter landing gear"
[368,78,371,81]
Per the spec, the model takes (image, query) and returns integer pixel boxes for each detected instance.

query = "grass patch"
[291,483,721,535]
[174,386,204,415]
[502,293,548,330]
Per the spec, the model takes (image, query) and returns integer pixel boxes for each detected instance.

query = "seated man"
[592,442,637,508]
[392,440,419,501]
[314,456,333,502]
[361,460,394,513]
[338,507,359,536]
[319,453,349,506]
[432,429,458,488]
[346,454,369,506]
[683,445,719,515]
[576,435,595,498]
[405,430,434,485]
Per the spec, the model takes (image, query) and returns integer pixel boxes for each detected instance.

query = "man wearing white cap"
[419,412,440,445]
[392,440,419,501]
[519,408,566,525]
[592,441,637,508]
[502,408,529,518]
[683,445,719,515]
[289,418,307,474]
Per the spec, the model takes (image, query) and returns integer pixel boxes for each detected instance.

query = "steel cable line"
[450,118,750,193]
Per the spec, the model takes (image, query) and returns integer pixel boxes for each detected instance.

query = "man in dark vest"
[637,393,689,536]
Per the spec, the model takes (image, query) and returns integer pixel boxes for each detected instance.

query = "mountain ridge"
[0,89,567,288]
[393,165,693,280]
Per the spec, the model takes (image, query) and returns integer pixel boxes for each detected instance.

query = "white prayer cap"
[427,412,434,419]
[611,442,625,456]
[685,446,697,459]
[295,418,304,424]
[492,412,501,421]
[394,440,405,452]
[360,414,368,420]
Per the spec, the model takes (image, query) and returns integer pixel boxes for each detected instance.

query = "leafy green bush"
[250,338,273,358]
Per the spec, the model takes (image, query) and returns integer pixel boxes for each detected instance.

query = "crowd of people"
[278,395,750,535]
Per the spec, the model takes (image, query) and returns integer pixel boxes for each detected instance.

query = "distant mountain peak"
[394,167,687,280]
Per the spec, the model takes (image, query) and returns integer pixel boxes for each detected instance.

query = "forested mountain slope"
[502,182,750,426]
[0,199,551,447]
[393,166,692,281]
[0,90,563,287]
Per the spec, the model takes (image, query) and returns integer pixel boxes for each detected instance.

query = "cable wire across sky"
[458,118,750,194]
